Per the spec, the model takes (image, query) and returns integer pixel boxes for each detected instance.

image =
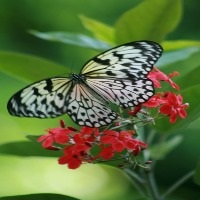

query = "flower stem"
[161,170,195,198]
[124,168,147,198]
[145,169,163,200]
[124,168,145,183]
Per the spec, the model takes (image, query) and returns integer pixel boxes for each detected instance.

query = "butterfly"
[7,41,163,127]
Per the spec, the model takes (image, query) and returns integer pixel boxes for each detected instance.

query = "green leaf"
[180,85,200,126]
[115,0,182,43]
[0,194,78,200]
[157,47,200,79]
[175,65,200,90]
[157,47,200,67]
[162,40,200,51]
[29,30,110,50]
[194,161,200,185]
[79,15,115,45]
[150,135,183,159]
[0,156,141,200]
[0,51,67,82]
[0,141,61,157]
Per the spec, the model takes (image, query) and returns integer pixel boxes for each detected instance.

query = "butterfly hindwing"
[7,78,72,118]
[66,83,117,127]
[86,78,154,108]
[81,41,162,79]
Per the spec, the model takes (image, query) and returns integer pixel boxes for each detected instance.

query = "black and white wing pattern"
[7,40,163,127]
[7,77,117,127]
[66,84,117,127]
[7,78,72,118]
[86,78,154,108]
[83,41,162,108]
[81,41,162,79]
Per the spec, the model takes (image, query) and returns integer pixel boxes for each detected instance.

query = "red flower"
[148,67,180,90]
[143,93,167,108]
[58,141,93,169]
[99,146,114,160]
[80,126,100,137]
[101,130,125,152]
[118,131,147,155]
[37,127,75,148]
[56,126,100,169]
[67,158,82,169]
[159,92,189,123]
[73,126,99,144]
[99,130,147,158]
[58,146,83,169]
[126,139,147,156]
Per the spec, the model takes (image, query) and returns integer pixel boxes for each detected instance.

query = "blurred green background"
[1,0,200,66]
[1,0,200,199]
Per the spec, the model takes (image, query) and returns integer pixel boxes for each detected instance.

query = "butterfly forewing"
[8,78,72,118]
[81,41,162,79]
[66,84,117,127]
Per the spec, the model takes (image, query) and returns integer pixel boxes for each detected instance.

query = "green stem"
[124,168,147,198]
[146,129,156,145]
[161,170,195,199]
[124,168,145,183]
[145,169,163,200]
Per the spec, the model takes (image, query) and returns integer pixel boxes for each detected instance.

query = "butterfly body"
[7,41,163,127]
[70,73,86,82]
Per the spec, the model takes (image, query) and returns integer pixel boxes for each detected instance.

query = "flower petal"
[160,104,172,115]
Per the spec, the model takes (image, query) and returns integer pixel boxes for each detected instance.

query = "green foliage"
[0,194,78,200]
[162,40,200,51]
[79,15,115,45]
[0,51,67,82]
[0,157,141,200]
[157,47,200,67]
[29,30,110,50]
[150,136,183,160]
[0,141,61,157]
[1,0,200,199]
[194,161,200,185]
[115,0,182,43]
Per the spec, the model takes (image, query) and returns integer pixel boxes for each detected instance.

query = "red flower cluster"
[159,92,189,123]
[99,130,147,159]
[37,123,147,169]
[146,67,188,123]
[128,67,188,123]
[144,91,189,123]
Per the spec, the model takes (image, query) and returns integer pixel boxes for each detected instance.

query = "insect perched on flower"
[7,41,163,127]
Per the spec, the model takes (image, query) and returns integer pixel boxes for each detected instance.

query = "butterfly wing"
[7,41,162,127]
[7,78,72,118]
[81,41,162,79]
[66,83,117,127]
[81,41,162,108]
[8,77,117,127]
[86,78,154,108]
